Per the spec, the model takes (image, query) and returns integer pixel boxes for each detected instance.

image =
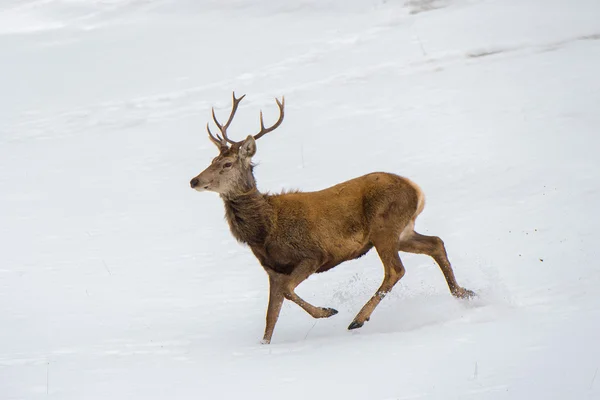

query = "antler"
[206,92,246,149]
[206,93,285,150]
[254,97,285,140]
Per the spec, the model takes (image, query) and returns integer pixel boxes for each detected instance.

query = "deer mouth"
[193,184,210,192]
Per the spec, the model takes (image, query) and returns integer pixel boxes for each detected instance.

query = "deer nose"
[190,177,199,188]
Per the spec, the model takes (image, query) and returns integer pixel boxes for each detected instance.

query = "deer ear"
[239,135,256,159]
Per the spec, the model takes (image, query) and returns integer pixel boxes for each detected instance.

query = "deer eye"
[223,162,233,169]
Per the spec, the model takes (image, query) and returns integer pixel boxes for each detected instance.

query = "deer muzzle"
[190,176,211,191]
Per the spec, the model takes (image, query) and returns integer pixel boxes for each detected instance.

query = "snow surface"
[1,0,600,398]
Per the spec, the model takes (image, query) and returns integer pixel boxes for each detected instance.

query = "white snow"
[1,0,599,398]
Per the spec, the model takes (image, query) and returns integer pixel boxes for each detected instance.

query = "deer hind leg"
[398,230,475,299]
[348,240,406,330]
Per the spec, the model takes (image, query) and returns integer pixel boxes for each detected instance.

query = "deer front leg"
[284,291,338,318]
[284,259,338,318]
[262,261,338,344]
[262,277,284,344]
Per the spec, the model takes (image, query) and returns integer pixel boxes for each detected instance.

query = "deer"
[189,93,475,344]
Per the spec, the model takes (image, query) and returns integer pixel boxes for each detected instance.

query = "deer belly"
[316,242,373,273]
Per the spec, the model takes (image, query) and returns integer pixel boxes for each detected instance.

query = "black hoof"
[348,321,364,330]
[321,307,338,317]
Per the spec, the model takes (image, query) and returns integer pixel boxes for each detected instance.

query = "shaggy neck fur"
[221,167,272,246]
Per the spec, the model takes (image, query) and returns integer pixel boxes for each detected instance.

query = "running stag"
[189,93,474,344]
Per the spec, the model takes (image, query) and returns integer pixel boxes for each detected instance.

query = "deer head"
[189,93,285,197]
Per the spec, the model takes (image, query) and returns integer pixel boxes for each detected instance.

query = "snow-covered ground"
[1,0,599,398]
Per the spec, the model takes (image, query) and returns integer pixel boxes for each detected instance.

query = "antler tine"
[206,123,227,150]
[211,92,247,145]
[254,96,285,140]
[224,92,246,130]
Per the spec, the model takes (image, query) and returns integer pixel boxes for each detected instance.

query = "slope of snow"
[1,0,599,399]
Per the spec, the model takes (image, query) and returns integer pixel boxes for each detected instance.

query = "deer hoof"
[321,307,338,317]
[348,321,364,330]
[454,288,477,299]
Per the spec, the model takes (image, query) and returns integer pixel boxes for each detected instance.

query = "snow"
[1,0,599,398]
